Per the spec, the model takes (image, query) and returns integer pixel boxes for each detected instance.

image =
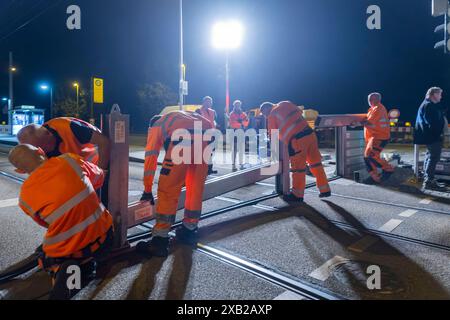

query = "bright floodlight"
[40,84,49,91]
[2,97,7,101]
[212,21,243,50]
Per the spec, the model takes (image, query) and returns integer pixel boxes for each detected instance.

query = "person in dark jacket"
[414,87,448,191]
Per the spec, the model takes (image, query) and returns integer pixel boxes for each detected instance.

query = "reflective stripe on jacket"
[229,111,249,129]
[19,153,113,258]
[267,102,309,144]
[196,108,216,128]
[45,117,101,164]
[364,104,391,141]
[143,111,213,193]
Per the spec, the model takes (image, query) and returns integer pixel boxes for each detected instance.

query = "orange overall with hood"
[268,102,330,198]
[144,111,213,237]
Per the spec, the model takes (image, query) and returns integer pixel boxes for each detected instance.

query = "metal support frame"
[316,114,367,179]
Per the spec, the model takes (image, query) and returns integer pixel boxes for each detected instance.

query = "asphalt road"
[0,150,449,300]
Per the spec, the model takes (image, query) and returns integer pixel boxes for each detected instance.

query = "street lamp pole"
[8,52,14,132]
[225,52,230,115]
[179,0,184,111]
[74,83,79,117]
[50,87,53,119]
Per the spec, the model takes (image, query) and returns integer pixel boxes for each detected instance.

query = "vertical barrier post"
[106,105,130,248]
[335,126,346,177]
[413,144,420,177]
[275,141,290,195]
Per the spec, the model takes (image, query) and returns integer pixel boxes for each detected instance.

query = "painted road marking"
[331,179,355,186]
[378,219,403,233]
[309,256,349,281]
[419,197,433,205]
[348,235,378,253]
[273,291,306,300]
[256,182,276,188]
[399,209,418,218]
[0,198,18,209]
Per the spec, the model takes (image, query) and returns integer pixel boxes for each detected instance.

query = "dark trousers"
[424,141,443,183]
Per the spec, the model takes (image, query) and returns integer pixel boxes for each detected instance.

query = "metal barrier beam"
[315,114,367,128]
[127,162,283,228]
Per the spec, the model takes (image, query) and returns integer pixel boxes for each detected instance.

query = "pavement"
[0,147,449,300]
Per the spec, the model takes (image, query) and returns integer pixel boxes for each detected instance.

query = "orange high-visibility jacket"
[196,107,217,128]
[144,111,213,193]
[267,102,309,144]
[44,117,101,164]
[19,153,113,258]
[364,103,391,141]
[229,111,249,129]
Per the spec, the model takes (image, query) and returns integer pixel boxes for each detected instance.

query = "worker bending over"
[137,111,213,257]
[8,144,113,299]
[229,100,249,171]
[17,117,110,170]
[362,93,394,184]
[196,96,218,175]
[260,101,331,202]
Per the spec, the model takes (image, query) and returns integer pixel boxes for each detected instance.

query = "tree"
[53,87,89,119]
[132,82,177,132]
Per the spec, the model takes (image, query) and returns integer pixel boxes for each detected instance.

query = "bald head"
[8,144,47,174]
[17,124,55,153]
[368,93,382,107]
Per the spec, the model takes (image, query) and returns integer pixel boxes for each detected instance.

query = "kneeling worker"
[9,144,113,299]
[137,111,213,257]
[17,117,110,170]
[260,101,331,202]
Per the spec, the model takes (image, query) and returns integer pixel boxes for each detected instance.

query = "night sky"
[0,0,448,128]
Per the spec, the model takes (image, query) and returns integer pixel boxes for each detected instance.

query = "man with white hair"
[361,92,394,184]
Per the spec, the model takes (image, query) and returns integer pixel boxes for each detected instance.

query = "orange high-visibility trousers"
[289,132,330,198]
[364,138,394,182]
[153,159,209,238]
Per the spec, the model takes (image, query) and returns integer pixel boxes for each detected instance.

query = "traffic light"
[433,0,450,53]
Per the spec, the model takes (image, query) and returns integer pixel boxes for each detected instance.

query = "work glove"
[140,192,155,205]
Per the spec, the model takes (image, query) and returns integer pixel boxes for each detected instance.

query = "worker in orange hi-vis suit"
[229,100,249,171]
[260,101,331,203]
[8,144,113,299]
[136,111,214,257]
[361,93,394,184]
[196,96,218,175]
[17,117,110,170]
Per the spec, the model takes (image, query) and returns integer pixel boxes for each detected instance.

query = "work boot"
[175,225,199,246]
[232,166,238,172]
[135,236,170,258]
[49,260,80,300]
[422,180,449,192]
[319,191,332,198]
[283,193,304,203]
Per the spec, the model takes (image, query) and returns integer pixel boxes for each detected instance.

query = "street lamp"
[39,84,53,119]
[73,82,79,117]
[211,20,244,116]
